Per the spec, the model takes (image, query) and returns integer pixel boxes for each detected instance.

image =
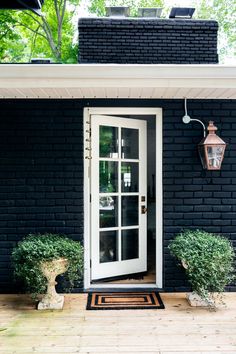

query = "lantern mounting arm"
[182,98,206,137]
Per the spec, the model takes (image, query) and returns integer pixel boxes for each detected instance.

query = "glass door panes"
[121,229,139,260]
[121,196,139,227]
[121,162,139,192]
[99,196,118,228]
[121,128,139,159]
[100,231,118,263]
[100,126,118,158]
[91,114,147,281]
[99,124,140,264]
[99,161,118,193]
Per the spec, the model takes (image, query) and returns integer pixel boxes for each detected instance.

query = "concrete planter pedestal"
[187,292,214,307]
[38,258,68,310]
[181,261,215,308]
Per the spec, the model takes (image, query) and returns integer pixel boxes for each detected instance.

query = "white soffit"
[0,64,235,99]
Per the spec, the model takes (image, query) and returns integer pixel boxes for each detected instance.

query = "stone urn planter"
[138,8,162,18]
[38,258,68,310]
[169,230,235,310]
[181,260,213,307]
[186,292,214,307]
[12,233,84,308]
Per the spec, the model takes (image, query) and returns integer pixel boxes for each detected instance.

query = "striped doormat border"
[86,292,165,310]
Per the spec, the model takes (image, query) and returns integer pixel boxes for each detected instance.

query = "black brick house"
[0,17,236,293]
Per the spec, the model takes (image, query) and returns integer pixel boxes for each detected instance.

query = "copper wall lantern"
[198,121,226,170]
[182,99,226,170]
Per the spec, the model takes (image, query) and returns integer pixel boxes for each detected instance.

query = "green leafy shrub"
[12,233,84,299]
[169,229,235,304]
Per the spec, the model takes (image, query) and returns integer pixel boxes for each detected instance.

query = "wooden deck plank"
[0,293,236,353]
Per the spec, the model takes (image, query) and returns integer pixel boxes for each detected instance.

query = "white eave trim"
[0,64,236,99]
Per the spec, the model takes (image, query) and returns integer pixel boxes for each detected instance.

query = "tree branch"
[14,22,48,40]
[29,25,40,61]
[57,0,67,58]
[54,0,60,25]
[0,27,14,41]
[24,8,57,57]
[24,10,45,30]
[54,0,61,50]
[41,16,60,59]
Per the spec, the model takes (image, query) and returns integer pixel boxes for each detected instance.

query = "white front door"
[90,115,147,281]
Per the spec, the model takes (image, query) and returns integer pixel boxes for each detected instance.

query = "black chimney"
[78,18,218,64]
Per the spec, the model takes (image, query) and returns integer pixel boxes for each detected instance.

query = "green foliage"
[1,0,235,63]
[195,0,236,63]
[0,0,79,63]
[169,229,235,305]
[0,11,26,61]
[12,233,84,299]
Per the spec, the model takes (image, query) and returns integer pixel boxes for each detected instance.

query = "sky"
[164,0,194,5]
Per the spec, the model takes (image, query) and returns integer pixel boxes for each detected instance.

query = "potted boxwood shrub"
[12,233,83,310]
[169,229,235,308]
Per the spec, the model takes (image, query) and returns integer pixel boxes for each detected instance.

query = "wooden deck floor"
[1,293,236,353]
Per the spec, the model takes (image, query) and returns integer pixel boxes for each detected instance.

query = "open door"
[90,115,147,281]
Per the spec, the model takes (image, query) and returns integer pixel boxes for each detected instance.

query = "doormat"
[86,292,165,310]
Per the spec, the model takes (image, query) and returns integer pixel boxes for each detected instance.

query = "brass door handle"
[141,206,147,214]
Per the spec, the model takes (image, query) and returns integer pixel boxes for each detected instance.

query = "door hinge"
[90,259,92,268]
[90,194,92,203]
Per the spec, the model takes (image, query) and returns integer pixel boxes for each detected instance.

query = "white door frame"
[83,107,163,290]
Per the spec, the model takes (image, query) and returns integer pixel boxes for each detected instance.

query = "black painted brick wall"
[78,18,218,64]
[0,100,84,292]
[0,98,236,292]
[162,99,236,292]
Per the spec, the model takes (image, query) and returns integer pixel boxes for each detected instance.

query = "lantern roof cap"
[199,121,226,145]
[207,121,217,134]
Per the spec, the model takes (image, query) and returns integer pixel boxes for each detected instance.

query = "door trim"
[84,107,163,290]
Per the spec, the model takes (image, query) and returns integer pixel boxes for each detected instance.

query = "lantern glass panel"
[198,145,207,169]
[206,145,224,169]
